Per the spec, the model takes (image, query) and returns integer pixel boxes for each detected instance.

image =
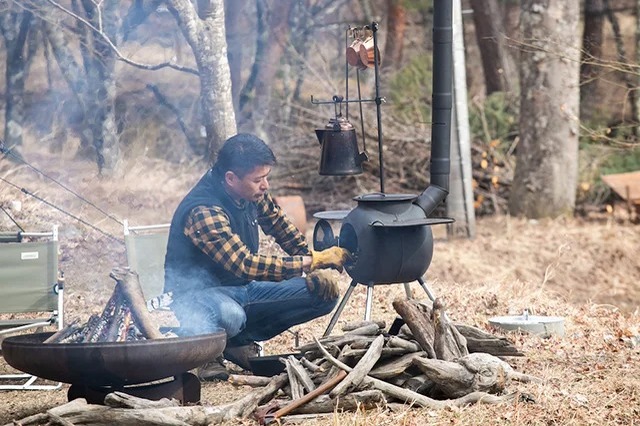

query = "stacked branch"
[10,298,537,425]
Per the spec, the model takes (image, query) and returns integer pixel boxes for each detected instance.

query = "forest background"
[0,0,639,221]
[0,1,639,424]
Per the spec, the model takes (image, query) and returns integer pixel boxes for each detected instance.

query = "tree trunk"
[636,0,640,132]
[225,0,252,113]
[240,0,294,139]
[382,0,407,71]
[41,11,92,154]
[469,0,516,94]
[501,0,521,42]
[580,0,604,121]
[509,0,580,218]
[603,0,639,127]
[80,0,122,175]
[167,0,237,161]
[0,9,34,149]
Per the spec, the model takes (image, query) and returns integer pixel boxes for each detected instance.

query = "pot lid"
[313,210,351,221]
[354,193,417,202]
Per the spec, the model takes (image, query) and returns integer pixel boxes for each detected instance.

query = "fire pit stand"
[67,372,200,405]
[1,330,226,405]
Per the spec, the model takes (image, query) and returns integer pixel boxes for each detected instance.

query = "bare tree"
[166,0,237,159]
[469,0,516,94]
[0,5,35,149]
[238,0,295,139]
[225,0,252,113]
[382,0,406,70]
[509,0,581,218]
[580,0,604,122]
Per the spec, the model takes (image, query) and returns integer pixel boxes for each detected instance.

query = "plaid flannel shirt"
[184,192,310,282]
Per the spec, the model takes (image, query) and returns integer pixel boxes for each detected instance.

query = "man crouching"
[164,133,351,379]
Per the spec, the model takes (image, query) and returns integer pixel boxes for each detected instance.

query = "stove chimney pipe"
[414,0,453,217]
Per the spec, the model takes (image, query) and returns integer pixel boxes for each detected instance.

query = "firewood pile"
[45,268,165,344]
[6,297,540,426]
[245,298,538,424]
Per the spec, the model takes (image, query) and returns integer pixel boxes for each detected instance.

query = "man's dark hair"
[212,133,276,178]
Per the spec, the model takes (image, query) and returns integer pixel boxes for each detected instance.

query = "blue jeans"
[171,277,337,346]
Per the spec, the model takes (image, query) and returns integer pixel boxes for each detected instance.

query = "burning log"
[110,267,164,340]
[46,268,164,343]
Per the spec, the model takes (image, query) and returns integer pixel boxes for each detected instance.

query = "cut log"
[411,352,540,398]
[369,352,427,380]
[341,347,410,359]
[432,298,469,361]
[284,359,304,400]
[342,320,386,331]
[228,375,273,387]
[455,324,524,357]
[344,323,382,336]
[299,335,376,353]
[104,392,180,409]
[291,390,386,414]
[286,355,316,393]
[300,357,325,373]
[392,299,436,358]
[330,335,385,397]
[43,319,80,343]
[387,335,421,353]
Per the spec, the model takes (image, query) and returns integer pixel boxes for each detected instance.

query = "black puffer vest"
[164,170,259,298]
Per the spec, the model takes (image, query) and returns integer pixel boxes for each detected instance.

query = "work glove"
[310,246,353,272]
[305,269,340,300]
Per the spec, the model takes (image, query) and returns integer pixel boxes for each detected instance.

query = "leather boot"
[223,342,261,371]
[196,356,229,381]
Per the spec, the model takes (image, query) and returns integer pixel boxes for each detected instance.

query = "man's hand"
[310,246,353,272]
[305,269,340,300]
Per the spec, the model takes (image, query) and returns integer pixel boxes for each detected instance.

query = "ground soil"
[0,153,638,425]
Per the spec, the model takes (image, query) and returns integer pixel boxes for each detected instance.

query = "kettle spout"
[315,129,325,145]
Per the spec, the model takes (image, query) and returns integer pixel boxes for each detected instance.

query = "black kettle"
[315,116,368,176]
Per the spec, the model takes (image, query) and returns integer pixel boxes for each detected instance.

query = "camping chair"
[123,220,172,309]
[0,225,64,390]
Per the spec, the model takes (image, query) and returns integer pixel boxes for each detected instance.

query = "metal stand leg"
[403,283,413,299]
[323,280,358,337]
[364,284,374,321]
[417,277,437,302]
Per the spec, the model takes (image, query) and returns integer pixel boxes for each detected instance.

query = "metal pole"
[372,22,385,193]
[323,280,358,336]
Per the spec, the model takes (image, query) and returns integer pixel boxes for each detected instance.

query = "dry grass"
[0,151,638,425]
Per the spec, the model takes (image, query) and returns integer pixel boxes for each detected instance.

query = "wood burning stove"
[312,0,455,336]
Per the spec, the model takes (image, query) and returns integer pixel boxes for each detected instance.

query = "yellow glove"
[310,246,353,272]
[305,269,340,300]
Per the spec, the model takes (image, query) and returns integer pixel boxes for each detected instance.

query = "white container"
[489,310,565,337]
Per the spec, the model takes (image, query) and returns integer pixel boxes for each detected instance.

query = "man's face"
[225,165,271,202]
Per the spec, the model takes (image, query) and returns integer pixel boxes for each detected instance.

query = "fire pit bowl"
[1,330,226,387]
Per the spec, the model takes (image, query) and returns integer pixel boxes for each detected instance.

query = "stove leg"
[403,282,414,299]
[417,277,437,302]
[364,284,374,321]
[323,280,358,337]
